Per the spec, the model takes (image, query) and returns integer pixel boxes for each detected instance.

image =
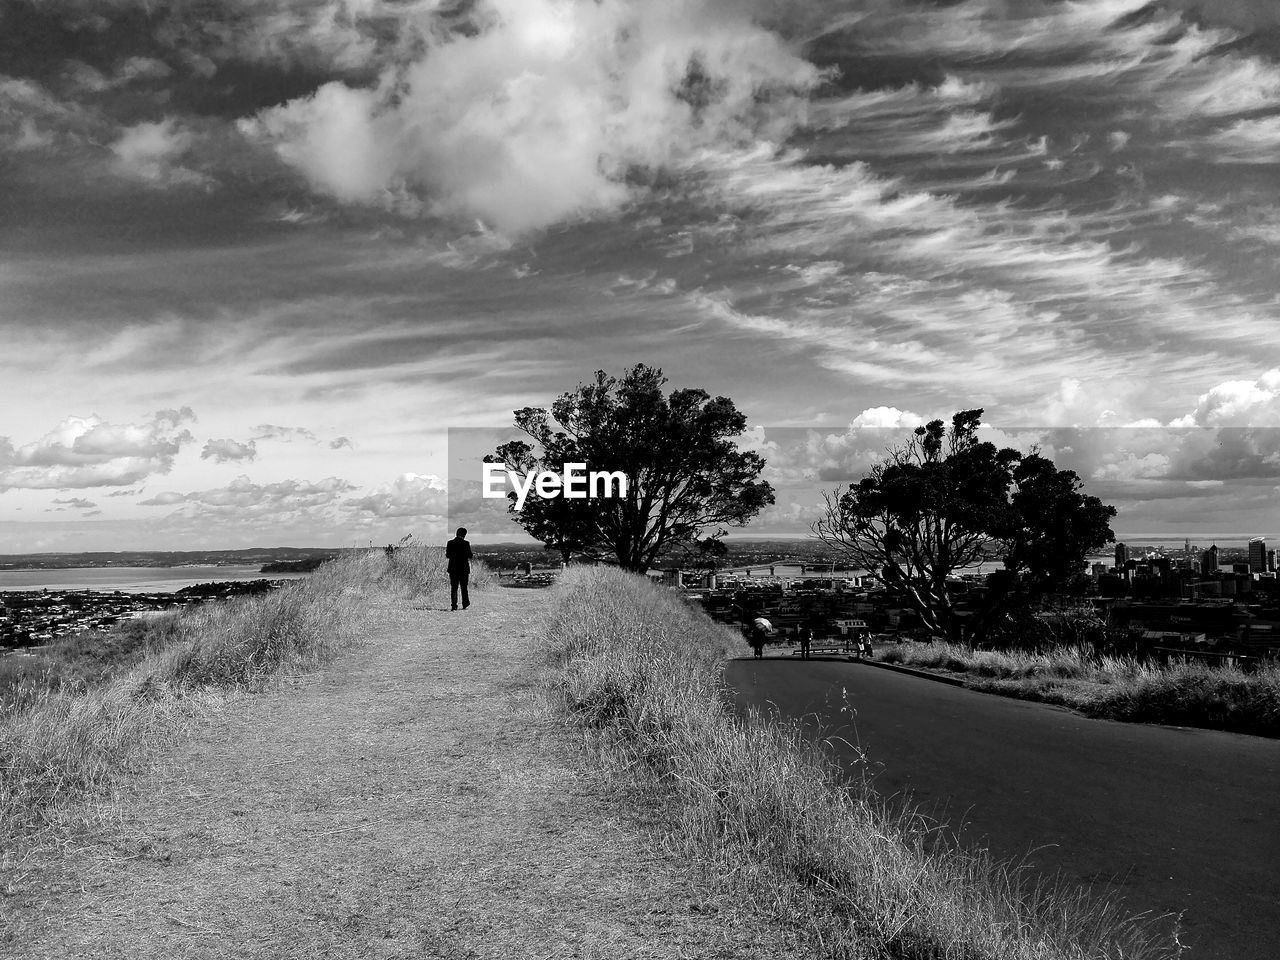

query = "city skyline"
[6,1,1280,550]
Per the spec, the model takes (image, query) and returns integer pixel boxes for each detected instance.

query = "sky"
[4,0,1280,551]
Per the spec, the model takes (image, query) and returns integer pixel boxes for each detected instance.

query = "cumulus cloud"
[111,118,208,186]
[0,408,195,491]
[51,497,98,510]
[848,407,926,430]
[345,473,448,519]
[139,475,358,520]
[1091,452,1173,482]
[744,413,930,486]
[1171,369,1280,426]
[244,0,826,234]
[329,436,355,450]
[200,438,258,463]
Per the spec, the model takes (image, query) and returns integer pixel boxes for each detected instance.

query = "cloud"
[244,0,826,234]
[137,491,186,506]
[329,436,355,450]
[110,118,209,186]
[345,473,448,519]
[848,407,926,430]
[1171,369,1280,426]
[200,438,258,463]
[65,55,172,93]
[252,424,319,442]
[51,497,98,509]
[1091,452,1173,482]
[139,475,358,520]
[0,408,196,491]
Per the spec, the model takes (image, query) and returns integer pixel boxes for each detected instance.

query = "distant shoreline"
[0,565,311,595]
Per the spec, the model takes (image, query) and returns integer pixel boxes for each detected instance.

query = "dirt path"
[9,587,802,959]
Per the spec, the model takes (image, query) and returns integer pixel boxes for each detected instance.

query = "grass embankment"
[539,567,1170,960]
[0,544,488,844]
[878,641,1280,739]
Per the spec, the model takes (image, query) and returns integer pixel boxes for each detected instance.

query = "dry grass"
[4,583,807,959]
[0,543,482,845]
[879,640,1280,738]
[539,567,1175,960]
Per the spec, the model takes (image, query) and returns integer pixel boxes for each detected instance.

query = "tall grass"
[540,567,1172,960]
[879,640,1280,738]
[0,543,479,842]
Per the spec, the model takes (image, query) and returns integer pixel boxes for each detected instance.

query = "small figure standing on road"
[799,626,812,660]
[446,527,472,611]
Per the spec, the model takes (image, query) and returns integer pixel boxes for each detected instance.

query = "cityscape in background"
[5,534,1280,665]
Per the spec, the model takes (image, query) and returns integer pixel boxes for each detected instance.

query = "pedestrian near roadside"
[800,626,812,659]
[748,616,772,659]
[446,527,472,611]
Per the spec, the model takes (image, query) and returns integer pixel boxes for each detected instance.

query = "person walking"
[799,626,812,660]
[446,527,472,611]
[748,616,772,659]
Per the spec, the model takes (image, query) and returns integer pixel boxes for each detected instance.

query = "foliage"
[681,536,729,572]
[1003,453,1118,596]
[812,410,1115,642]
[487,364,774,573]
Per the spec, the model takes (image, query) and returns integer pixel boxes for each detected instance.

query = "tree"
[812,410,1115,643]
[1003,453,1117,596]
[483,440,597,566]
[486,364,775,573]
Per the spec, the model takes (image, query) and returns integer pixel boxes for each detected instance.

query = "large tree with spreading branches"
[811,410,1115,642]
[486,364,774,573]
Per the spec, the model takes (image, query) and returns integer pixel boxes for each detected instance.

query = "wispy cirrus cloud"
[252,424,319,443]
[8,0,1280,547]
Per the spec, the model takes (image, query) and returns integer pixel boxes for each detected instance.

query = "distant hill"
[0,547,351,571]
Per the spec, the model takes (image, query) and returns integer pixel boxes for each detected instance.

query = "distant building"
[1115,542,1130,568]
[1270,549,1277,574]
[1202,544,1219,574]
[1249,537,1267,574]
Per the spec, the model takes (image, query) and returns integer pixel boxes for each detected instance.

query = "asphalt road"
[724,657,1280,960]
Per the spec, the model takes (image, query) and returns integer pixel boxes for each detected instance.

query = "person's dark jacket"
[445,537,472,574]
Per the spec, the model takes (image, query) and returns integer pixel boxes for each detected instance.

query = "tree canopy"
[486,364,774,573]
[812,410,1115,642]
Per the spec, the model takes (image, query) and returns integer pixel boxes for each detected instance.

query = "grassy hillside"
[539,566,1171,960]
[0,544,489,843]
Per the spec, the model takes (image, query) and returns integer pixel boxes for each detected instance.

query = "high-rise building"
[1202,544,1219,574]
[1249,537,1267,574]
[1115,542,1129,568]
[1269,549,1276,574]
